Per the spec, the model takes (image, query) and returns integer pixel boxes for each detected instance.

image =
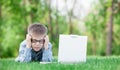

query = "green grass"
[0,56,120,70]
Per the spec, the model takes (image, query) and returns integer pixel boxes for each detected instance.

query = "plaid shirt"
[15,40,53,62]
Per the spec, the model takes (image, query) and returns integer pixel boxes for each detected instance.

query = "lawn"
[0,56,120,70]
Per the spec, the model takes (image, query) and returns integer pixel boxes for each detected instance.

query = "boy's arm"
[15,40,32,62]
[42,42,53,62]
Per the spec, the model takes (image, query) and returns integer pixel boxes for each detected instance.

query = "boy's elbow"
[15,56,31,62]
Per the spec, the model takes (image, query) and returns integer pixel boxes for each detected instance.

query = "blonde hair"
[28,23,47,35]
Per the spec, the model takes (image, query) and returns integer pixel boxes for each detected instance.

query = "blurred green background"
[0,0,120,58]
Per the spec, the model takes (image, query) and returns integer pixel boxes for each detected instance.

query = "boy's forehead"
[30,33,45,39]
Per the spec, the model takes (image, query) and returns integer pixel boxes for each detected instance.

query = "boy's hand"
[26,34,32,48]
[44,35,49,50]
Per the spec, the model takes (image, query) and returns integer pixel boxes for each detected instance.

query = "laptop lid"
[58,35,87,63]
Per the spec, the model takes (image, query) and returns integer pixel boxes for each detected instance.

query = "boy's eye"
[31,39,44,44]
[31,39,37,43]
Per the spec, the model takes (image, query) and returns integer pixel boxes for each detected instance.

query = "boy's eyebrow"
[31,38,44,40]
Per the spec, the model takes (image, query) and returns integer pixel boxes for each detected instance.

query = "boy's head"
[28,23,47,35]
[28,23,47,51]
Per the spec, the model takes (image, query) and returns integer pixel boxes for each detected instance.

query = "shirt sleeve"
[15,40,32,62]
[42,42,53,62]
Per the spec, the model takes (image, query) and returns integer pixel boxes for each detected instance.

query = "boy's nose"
[36,42,40,45]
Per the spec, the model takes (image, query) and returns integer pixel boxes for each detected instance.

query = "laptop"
[58,35,87,63]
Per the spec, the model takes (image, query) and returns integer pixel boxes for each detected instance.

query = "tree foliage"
[0,0,120,58]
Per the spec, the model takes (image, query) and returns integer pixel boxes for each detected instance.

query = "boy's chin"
[33,48,41,51]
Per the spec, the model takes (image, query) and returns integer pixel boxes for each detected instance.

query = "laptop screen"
[58,35,87,63]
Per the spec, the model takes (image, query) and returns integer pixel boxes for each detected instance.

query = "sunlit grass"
[0,56,120,70]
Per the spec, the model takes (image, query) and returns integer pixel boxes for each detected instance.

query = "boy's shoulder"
[48,42,52,48]
[20,40,26,46]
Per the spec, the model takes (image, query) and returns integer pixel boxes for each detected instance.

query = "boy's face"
[30,33,45,51]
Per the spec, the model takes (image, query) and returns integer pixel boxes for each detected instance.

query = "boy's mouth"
[34,47,40,49]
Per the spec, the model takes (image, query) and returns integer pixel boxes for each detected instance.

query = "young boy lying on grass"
[15,23,53,62]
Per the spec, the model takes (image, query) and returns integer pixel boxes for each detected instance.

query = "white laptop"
[58,35,87,63]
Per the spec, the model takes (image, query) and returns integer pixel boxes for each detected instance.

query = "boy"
[15,23,53,62]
